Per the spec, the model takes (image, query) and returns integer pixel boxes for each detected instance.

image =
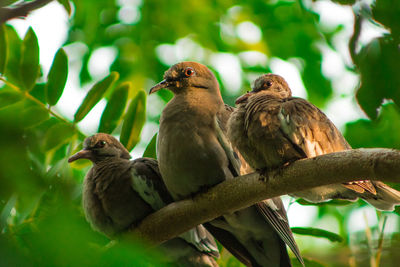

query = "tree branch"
[0,0,53,24]
[127,148,400,245]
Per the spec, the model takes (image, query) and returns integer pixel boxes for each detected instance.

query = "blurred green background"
[0,0,399,266]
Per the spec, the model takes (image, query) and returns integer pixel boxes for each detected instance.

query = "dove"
[150,62,303,266]
[227,73,400,211]
[68,133,219,267]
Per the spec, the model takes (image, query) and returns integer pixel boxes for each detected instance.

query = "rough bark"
[126,148,400,245]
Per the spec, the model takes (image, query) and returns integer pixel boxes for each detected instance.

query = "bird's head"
[149,61,220,96]
[68,133,131,164]
[235,74,291,104]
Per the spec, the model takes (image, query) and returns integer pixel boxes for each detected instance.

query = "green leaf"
[4,25,22,86]
[20,105,49,128]
[0,89,23,108]
[120,90,146,151]
[291,227,343,242]
[356,37,400,119]
[30,83,46,104]
[143,133,157,159]
[345,102,400,149]
[44,122,75,151]
[98,82,129,133]
[20,27,40,91]
[0,24,7,74]
[57,0,72,16]
[74,72,119,122]
[46,48,68,106]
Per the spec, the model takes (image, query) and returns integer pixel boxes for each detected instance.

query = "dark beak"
[149,79,170,94]
[235,92,254,105]
[68,149,93,163]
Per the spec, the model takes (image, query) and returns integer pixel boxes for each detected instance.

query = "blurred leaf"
[44,122,75,151]
[98,82,129,133]
[293,258,326,267]
[74,72,119,122]
[4,25,22,86]
[296,198,353,206]
[0,24,7,74]
[143,133,157,159]
[0,89,23,108]
[345,103,400,149]
[0,194,17,230]
[20,105,49,128]
[120,90,146,151]
[20,27,40,91]
[356,37,400,119]
[30,83,46,104]
[292,227,343,242]
[330,0,356,5]
[57,0,72,16]
[46,48,68,106]
[372,0,400,40]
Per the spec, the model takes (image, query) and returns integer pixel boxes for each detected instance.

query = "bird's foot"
[257,168,273,182]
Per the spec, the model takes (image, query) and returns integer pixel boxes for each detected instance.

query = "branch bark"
[0,0,53,24]
[127,148,400,245]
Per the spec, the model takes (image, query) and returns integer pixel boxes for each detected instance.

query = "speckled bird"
[228,74,400,211]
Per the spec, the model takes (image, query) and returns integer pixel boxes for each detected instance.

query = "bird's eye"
[184,67,195,77]
[265,81,272,87]
[96,140,106,148]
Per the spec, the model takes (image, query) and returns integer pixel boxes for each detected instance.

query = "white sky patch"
[347,206,378,233]
[210,53,242,94]
[236,21,262,44]
[8,1,68,75]
[283,196,318,227]
[238,51,268,67]
[319,44,345,79]
[118,6,141,24]
[88,47,118,79]
[269,57,308,99]
[155,37,206,66]
[313,1,353,31]
[156,44,177,66]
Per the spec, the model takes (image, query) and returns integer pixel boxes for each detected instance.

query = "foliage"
[0,0,399,266]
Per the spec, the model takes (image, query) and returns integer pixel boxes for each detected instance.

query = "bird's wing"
[130,158,172,210]
[179,225,220,258]
[279,97,376,195]
[217,106,304,266]
[256,199,304,266]
[131,158,220,257]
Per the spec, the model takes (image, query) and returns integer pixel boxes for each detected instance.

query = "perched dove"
[150,62,303,267]
[228,74,400,211]
[68,133,219,267]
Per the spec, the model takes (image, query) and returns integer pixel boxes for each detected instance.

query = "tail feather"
[361,181,400,211]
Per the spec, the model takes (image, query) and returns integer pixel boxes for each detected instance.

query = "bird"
[149,61,303,267]
[68,133,219,267]
[227,73,400,211]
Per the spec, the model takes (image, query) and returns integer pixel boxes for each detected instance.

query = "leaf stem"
[0,77,69,123]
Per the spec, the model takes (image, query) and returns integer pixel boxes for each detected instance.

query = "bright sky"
[8,0,394,242]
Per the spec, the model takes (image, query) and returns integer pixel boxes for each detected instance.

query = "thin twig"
[0,0,53,24]
[375,216,388,267]
[0,77,70,123]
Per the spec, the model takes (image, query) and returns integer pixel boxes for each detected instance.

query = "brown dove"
[150,62,303,267]
[228,74,400,211]
[68,133,219,267]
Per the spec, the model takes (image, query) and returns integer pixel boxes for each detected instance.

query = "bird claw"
[257,168,272,182]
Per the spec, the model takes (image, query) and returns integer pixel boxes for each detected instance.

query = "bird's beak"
[235,92,254,105]
[149,79,170,94]
[68,149,93,163]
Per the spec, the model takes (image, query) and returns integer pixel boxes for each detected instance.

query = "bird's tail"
[361,181,400,211]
